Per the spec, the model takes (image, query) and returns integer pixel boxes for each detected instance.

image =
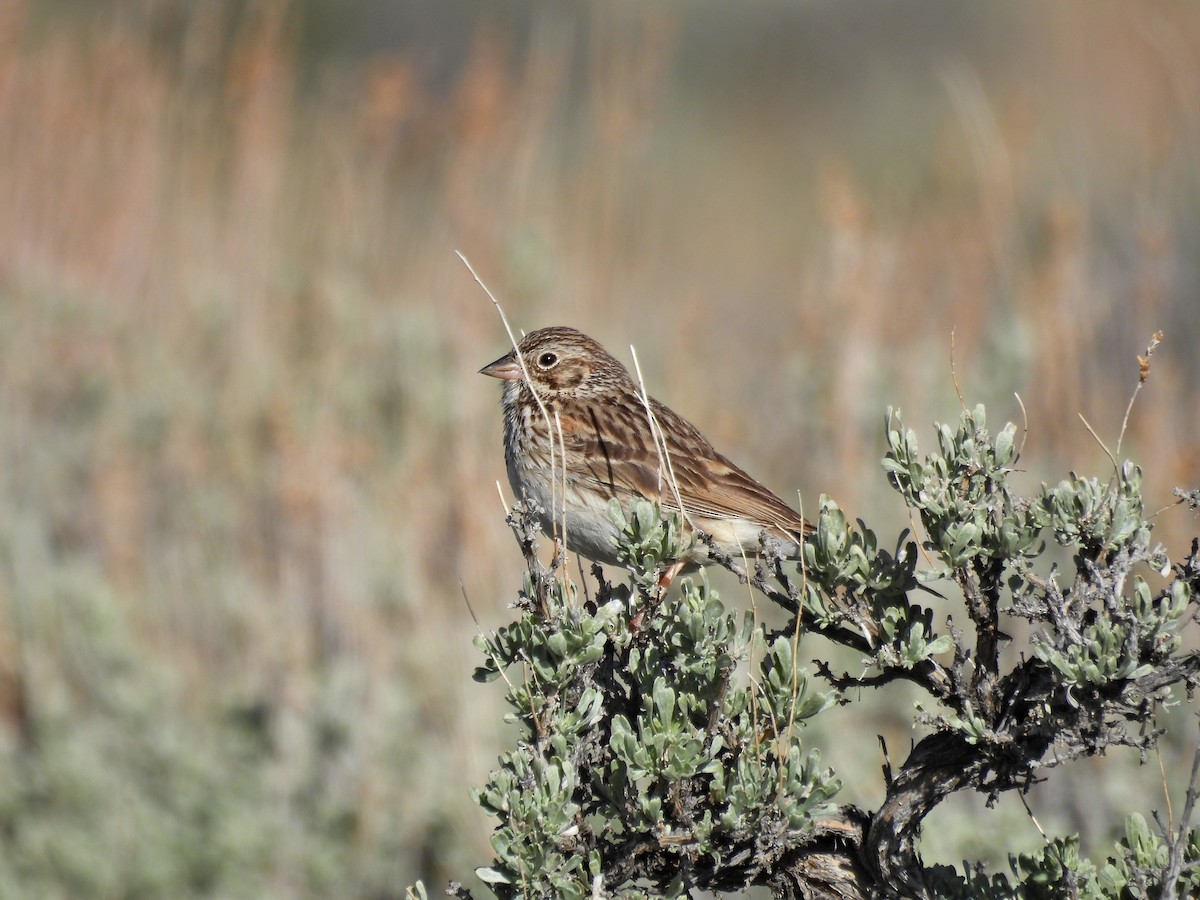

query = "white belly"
[507,451,625,565]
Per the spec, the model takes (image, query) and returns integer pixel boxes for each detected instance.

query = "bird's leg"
[658,560,685,593]
[629,561,686,634]
[551,536,568,572]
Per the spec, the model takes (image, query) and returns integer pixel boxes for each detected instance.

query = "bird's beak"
[479,353,524,381]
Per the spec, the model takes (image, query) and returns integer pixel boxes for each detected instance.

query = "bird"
[480,326,813,582]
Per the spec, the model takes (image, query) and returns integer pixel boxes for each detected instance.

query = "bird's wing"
[559,392,812,541]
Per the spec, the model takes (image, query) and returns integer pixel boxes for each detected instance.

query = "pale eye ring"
[537,351,558,368]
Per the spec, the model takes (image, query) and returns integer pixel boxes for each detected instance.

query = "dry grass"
[0,0,1198,893]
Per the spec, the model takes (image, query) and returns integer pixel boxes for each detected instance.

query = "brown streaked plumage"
[480,326,812,573]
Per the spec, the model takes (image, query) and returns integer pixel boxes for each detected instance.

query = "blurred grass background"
[1,0,1198,896]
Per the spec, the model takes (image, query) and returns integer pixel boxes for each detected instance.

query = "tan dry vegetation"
[0,0,1198,894]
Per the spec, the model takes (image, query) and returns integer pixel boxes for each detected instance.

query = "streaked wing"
[556,390,812,541]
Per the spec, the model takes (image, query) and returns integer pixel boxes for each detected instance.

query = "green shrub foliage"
[470,502,839,899]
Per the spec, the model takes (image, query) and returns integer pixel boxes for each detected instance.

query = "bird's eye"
[537,352,558,368]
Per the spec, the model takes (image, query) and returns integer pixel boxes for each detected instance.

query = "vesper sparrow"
[480,326,812,578]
